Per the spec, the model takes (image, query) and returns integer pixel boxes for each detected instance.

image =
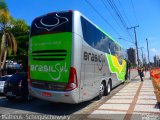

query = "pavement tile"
[139,93,155,96]
[121,88,138,91]
[124,85,139,86]
[141,86,154,88]
[142,85,153,87]
[118,90,137,93]
[125,85,140,87]
[115,92,136,96]
[142,86,154,88]
[136,99,157,105]
[122,87,138,89]
[134,104,160,113]
[99,103,130,111]
[138,95,156,100]
[139,92,154,95]
[106,99,133,104]
[140,90,154,92]
[122,84,139,86]
[141,87,154,90]
[111,95,135,99]
[131,112,160,120]
[127,84,140,86]
[142,84,153,86]
[142,85,153,86]
[87,110,126,120]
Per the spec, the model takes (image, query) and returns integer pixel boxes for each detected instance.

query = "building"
[143,55,147,65]
[127,48,137,66]
[154,55,160,67]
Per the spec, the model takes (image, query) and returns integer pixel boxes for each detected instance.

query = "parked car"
[4,72,30,100]
[0,75,12,94]
[6,60,21,69]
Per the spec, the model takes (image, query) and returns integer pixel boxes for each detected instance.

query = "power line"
[118,37,135,44]
[117,0,136,44]
[85,0,121,37]
[105,0,134,42]
[130,0,139,24]
[85,0,138,48]
[107,0,127,28]
[101,0,125,38]
[101,0,135,45]
[117,0,131,30]
[107,0,133,40]
[130,0,144,44]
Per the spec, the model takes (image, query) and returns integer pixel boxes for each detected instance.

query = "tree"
[10,19,29,36]
[9,18,29,72]
[0,0,17,75]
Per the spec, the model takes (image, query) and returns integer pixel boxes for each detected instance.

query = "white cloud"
[150,48,157,53]
[148,37,157,40]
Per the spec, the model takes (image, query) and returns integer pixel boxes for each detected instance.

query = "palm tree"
[0,0,17,75]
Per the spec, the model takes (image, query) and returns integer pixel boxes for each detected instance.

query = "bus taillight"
[65,67,78,91]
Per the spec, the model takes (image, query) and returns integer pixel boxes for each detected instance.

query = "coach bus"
[28,10,127,104]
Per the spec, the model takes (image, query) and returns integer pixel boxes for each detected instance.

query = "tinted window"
[81,16,127,62]
[31,12,72,36]
[81,17,118,55]
[109,40,116,55]
[81,17,94,47]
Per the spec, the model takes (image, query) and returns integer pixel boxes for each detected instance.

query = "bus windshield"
[30,11,72,36]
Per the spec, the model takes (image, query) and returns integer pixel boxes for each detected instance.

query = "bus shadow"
[0,97,94,115]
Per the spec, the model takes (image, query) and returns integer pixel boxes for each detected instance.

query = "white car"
[0,75,12,93]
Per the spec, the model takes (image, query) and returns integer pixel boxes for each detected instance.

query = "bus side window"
[81,17,94,48]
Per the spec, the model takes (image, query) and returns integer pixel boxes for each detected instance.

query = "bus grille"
[31,80,67,91]
[32,50,67,61]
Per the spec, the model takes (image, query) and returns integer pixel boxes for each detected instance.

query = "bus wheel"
[106,80,112,95]
[98,82,105,99]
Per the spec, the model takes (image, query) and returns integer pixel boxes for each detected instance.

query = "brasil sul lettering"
[30,63,67,81]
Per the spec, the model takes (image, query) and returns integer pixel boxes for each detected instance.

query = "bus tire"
[106,80,112,95]
[98,82,105,99]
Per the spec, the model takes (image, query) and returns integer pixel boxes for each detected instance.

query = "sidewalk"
[86,71,160,120]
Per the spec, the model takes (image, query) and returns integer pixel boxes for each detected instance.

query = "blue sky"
[5,0,160,62]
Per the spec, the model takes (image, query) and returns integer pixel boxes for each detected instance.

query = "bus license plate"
[42,92,52,97]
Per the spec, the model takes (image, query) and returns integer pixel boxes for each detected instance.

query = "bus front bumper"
[29,86,80,104]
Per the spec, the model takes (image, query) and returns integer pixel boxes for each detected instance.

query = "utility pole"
[146,38,150,68]
[146,38,151,79]
[128,25,139,67]
[140,47,144,66]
